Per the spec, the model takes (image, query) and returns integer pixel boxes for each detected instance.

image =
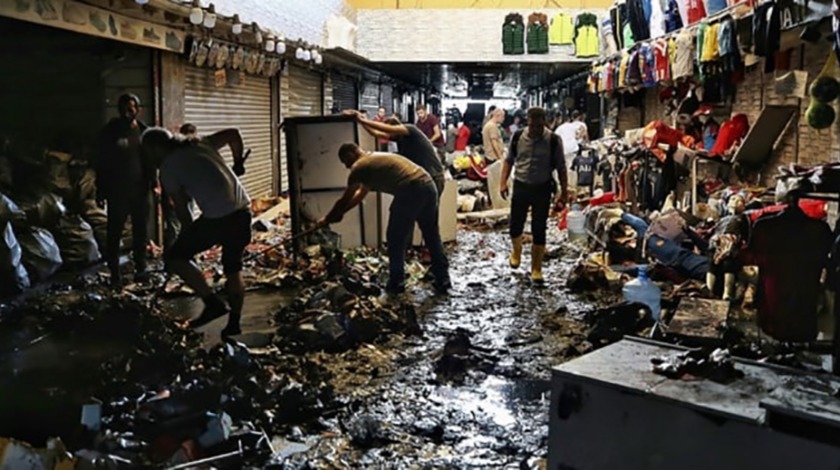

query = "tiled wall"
[357,8,607,62]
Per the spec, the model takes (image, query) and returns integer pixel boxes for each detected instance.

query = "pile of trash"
[0,138,106,296]
[651,347,744,383]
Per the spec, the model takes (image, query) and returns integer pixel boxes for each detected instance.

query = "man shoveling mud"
[500,107,568,283]
[141,128,251,337]
[317,143,451,295]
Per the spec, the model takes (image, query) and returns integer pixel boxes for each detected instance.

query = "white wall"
[210,0,355,47]
[357,8,607,62]
[443,98,520,116]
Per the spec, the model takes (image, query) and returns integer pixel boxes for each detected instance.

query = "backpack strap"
[510,129,524,160]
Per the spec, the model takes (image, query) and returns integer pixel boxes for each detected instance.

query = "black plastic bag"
[81,200,108,249]
[18,227,63,282]
[0,222,30,296]
[19,193,66,229]
[55,215,101,266]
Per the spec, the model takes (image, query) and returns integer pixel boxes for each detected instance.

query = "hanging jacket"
[550,12,575,44]
[527,12,550,54]
[665,0,684,32]
[628,0,651,41]
[754,2,781,73]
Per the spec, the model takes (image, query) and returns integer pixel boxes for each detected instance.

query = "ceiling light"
[295,47,304,60]
[275,39,286,55]
[302,49,312,61]
[202,3,216,28]
[314,52,323,64]
[135,0,149,4]
[231,14,242,35]
[189,0,203,25]
[265,35,275,52]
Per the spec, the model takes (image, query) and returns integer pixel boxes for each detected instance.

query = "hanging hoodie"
[649,0,667,38]
[665,0,684,33]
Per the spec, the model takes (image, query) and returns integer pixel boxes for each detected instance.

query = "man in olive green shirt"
[318,143,451,295]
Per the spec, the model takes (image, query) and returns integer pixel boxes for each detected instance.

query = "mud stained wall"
[356,8,608,62]
[612,24,840,181]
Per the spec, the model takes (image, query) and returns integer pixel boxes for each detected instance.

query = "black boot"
[221,313,241,338]
[189,294,229,329]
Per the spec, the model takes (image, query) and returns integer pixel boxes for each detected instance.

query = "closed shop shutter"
[279,73,291,193]
[379,84,393,114]
[184,65,273,197]
[288,65,323,117]
[331,74,357,112]
[360,82,379,116]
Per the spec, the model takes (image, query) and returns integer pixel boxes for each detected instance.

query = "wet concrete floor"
[0,226,602,467]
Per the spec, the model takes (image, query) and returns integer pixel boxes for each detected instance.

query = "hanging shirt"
[572,153,597,186]
[649,0,667,38]
[701,22,720,62]
[641,43,657,87]
[706,0,728,16]
[672,29,695,79]
[602,17,619,55]
[665,0,684,32]
[549,12,575,44]
[687,0,707,24]
[718,16,736,56]
[654,38,671,81]
[623,22,636,48]
[618,51,632,88]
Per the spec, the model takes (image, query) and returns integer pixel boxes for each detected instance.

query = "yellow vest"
[549,13,574,45]
[575,25,599,58]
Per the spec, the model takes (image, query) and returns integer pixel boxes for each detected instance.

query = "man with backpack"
[500,107,568,283]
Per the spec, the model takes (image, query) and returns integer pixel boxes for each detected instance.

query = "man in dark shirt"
[415,104,444,161]
[349,111,446,198]
[95,93,153,287]
[500,107,568,283]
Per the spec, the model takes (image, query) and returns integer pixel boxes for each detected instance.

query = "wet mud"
[0,227,614,468]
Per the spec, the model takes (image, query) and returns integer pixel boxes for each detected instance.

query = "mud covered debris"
[651,347,744,383]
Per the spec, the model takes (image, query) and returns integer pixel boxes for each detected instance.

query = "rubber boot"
[531,245,546,283]
[509,236,523,268]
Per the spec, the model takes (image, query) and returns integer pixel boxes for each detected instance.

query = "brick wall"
[211,0,356,46]
[357,8,607,62]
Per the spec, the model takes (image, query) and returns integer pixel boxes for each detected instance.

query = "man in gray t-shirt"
[500,107,568,284]
[347,111,446,198]
[142,127,251,338]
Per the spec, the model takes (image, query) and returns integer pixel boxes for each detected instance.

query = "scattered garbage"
[651,348,744,383]
[17,227,63,282]
[54,215,100,266]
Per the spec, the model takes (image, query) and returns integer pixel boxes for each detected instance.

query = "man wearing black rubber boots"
[141,127,251,338]
[96,93,153,287]
[500,107,568,283]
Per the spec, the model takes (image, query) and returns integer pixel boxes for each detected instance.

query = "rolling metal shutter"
[184,65,273,197]
[360,81,379,116]
[379,84,393,114]
[331,74,358,112]
[288,65,323,117]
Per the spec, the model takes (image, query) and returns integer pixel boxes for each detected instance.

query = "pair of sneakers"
[189,294,241,337]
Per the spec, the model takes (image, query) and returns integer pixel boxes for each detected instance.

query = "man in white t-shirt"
[141,127,252,338]
[554,111,580,189]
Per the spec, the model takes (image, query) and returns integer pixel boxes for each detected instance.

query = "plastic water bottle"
[622,266,662,321]
[567,204,586,242]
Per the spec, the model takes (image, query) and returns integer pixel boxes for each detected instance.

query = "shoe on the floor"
[221,322,242,338]
[189,295,229,329]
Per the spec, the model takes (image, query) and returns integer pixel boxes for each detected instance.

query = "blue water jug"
[622,266,661,321]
